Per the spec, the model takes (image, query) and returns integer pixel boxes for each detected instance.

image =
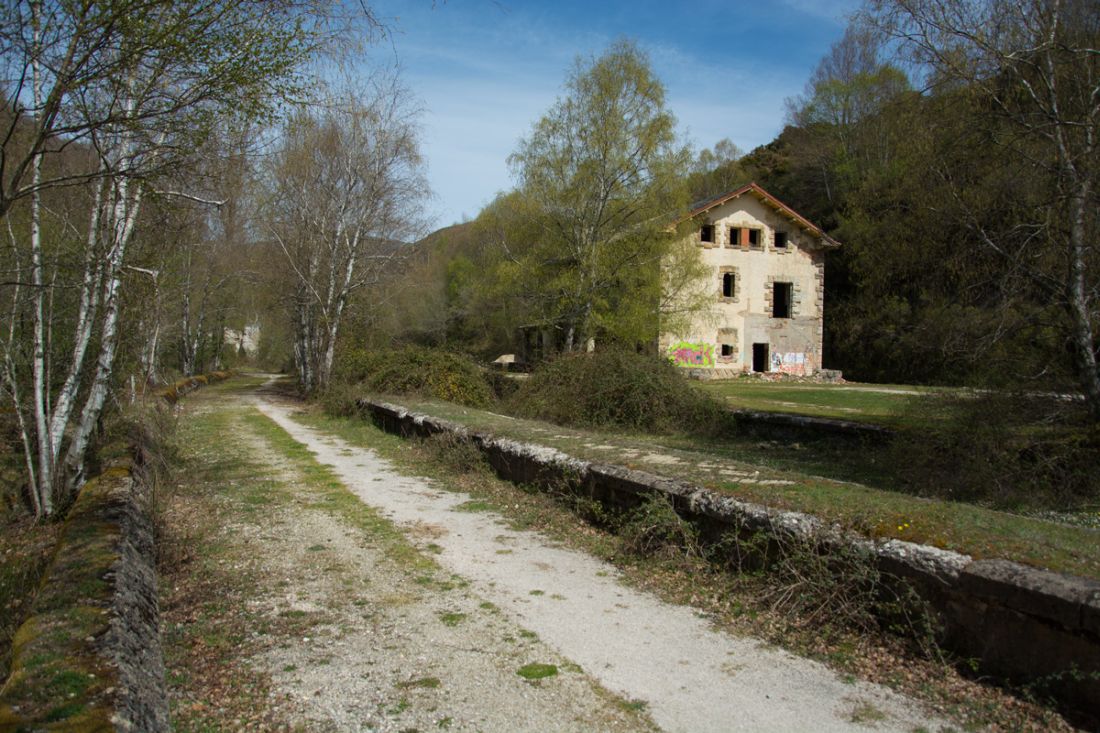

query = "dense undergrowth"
[328,347,496,410]
[889,391,1100,511]
[329,346,733,438]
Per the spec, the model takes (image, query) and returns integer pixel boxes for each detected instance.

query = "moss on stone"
[0,470,132,729]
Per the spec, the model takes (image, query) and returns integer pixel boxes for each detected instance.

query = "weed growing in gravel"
[439,612,466,626]
[398,676,442,690]
[517,663,558,680]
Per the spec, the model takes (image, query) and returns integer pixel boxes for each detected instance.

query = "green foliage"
[619,494,698,560]
[686,138,748,203]
[739,7,1100,414]
[316,381,362,417]
[507,349,732,435]
[503,39,705,349]
[516,663,558,680]
[332,347,494,408]
[889,392,1100,510]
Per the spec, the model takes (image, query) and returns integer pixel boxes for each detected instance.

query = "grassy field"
[696,379,944,427]
[361,395,1100,582]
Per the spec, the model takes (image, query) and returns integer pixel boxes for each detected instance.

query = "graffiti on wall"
[774,352,807,375]
[668,342,715,368]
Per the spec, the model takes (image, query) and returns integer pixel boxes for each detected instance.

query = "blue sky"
[366,0,860,227]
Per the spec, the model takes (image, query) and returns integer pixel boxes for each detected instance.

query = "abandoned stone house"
[663,182,839,377]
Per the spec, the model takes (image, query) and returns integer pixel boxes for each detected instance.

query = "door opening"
[752,343,769,373]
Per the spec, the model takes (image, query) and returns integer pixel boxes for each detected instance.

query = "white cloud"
[775,0,861,22]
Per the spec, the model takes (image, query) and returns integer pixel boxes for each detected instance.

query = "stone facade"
[662,183,839,377]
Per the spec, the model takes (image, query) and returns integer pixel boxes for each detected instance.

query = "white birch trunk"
[28,2,53,514]
[47,177,105,461]
[63,173,144,491]
[320,230,359,388]
[2,239,40,516]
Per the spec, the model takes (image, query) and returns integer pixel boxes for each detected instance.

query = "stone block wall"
[0,462,169,732]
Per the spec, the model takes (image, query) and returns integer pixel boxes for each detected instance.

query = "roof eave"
[687,181,842,249]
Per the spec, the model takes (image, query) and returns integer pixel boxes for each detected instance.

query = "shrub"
[332,346,495,408]
[619,493,698,560]
[507,349,732,436]
[318,382,364,417]
[889,390,1100,510]
[423,432,490,475]
[483,369,522,401]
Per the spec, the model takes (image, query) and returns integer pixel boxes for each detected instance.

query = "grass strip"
[696,380,938,428]
[239,410,435,573]
[163,401,437,732]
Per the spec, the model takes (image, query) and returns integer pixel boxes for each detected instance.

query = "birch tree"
[507,39,702,351]
[0,0,357,515]
[267,77,430,392]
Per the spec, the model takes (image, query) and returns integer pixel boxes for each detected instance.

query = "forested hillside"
[385,3,1098,409]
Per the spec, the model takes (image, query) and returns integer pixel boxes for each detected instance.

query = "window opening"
[700,224,715,243]
[722,272,734,298]
[774,231,788,249]
[748,228,761,249]
[718,328,737,361]
[729,227,741,247]
[773,282,793,318]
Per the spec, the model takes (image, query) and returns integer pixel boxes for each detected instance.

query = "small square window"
[700,224,715,243]
[775,231,788,249]
[729,227,741,247]
[718,328,738,361]
[748,229,761,249]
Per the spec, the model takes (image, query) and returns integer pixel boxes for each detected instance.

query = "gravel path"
[253,393,950,733]
[248,483,646,733]
[168,393,650,732]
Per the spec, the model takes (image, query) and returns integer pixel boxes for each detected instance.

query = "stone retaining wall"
[0,370,231,731]
[731,408,894,442]
[362,399,1100,725]
[0,462,168,732]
